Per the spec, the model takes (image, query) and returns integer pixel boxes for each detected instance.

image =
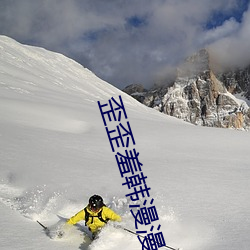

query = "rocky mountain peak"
[177,48,210,78]
[123,49,250,130]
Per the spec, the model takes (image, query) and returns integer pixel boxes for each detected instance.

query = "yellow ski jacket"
[67,206,121,233]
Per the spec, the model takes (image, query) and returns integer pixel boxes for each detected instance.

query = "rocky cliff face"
[217,66,250,99]
[123,49,250,130]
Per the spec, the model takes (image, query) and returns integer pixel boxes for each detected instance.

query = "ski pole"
[37,220,50,234]
[121,226,180,250]
[37,220,48,230]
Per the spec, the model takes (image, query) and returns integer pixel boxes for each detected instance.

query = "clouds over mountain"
[0,0,249,88]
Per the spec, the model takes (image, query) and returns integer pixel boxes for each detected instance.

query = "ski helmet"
[89,195,104,211]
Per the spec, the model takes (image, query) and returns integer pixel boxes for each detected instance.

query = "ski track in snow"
[0,181,144,249]
[0,179,210,250]
[0,181,61,221]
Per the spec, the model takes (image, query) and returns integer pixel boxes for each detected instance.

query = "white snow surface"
[0,35,250,250]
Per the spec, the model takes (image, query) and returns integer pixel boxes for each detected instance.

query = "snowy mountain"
[1,36,250,250]
[124,49,250,130]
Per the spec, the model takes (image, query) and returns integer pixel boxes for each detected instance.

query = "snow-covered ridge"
[0,35,139,103]
[0,35,152,133]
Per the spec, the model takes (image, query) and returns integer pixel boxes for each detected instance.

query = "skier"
[66,194,122,239]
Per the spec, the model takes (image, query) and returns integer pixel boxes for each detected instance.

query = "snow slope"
[0,35,250,250]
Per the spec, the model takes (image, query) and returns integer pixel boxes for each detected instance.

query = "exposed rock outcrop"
[123,49,250,130]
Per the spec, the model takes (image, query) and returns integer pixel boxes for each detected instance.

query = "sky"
[0,0,249,89]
